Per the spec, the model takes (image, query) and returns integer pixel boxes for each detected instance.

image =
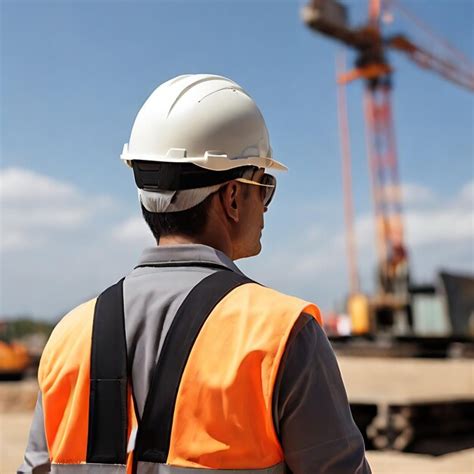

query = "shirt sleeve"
[17,391,51,474]
[273,314,372,474]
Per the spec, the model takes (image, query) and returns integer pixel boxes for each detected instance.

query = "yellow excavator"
[0,326,30,380]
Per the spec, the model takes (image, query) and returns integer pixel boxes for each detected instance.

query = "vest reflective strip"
[50,463,285,474]
[51,464,126,473]
[136,463,286,474]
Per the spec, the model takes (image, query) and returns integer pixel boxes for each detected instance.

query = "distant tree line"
[0,318,56,343]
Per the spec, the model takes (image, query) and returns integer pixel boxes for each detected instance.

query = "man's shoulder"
[234,281,323,326]
[52,298,97,340]
[40,298,97,374]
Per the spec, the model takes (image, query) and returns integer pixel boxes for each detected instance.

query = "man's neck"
[159,235,200,246]
[159,234,233,260]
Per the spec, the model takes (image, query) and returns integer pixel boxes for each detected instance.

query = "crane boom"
[387,34,474,91]
[302,0,474,91]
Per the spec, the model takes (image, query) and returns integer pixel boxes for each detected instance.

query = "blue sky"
[1,0,473,320]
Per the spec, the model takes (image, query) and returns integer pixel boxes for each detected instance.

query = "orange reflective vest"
[39,270,321,473]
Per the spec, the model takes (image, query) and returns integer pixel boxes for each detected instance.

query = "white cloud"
[112,216,154,245]
[404,180,473,247]
[406,207,473,246]
[401,182,435,206]
[458,180,474,205]
[351,181,474,249]
[0,167,115,251]
[0,230,29,252]
[1,168,78,202]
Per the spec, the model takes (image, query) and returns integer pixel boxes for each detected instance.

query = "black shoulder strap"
[134,269,254,463]
[87,278,128,464]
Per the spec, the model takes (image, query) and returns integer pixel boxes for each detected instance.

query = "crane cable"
[384,0,474,71]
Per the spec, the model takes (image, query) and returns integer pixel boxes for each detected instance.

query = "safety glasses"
[235,173,277,208]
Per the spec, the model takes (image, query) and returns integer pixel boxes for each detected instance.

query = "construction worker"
[19,74,371,474]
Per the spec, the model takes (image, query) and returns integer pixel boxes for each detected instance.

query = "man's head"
[122,74,286,259]
[140,166,273,259]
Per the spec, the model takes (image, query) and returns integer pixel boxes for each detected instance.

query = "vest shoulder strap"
[87,277,128,464]
[134,269,254,463]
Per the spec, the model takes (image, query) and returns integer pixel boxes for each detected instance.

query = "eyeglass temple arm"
[234,178,275,188]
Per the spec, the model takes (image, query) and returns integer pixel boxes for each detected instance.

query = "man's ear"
[219,182,240,223]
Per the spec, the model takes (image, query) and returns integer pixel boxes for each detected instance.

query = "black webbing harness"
[86,268,254,467]
[132,160,255,191]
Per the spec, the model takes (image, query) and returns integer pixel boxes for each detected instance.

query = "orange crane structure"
[302,0,474,333]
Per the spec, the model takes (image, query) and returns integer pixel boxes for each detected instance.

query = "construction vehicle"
[0,340,30,380]
[0,321,32,380]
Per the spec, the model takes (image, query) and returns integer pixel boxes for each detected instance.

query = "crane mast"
[364,80,408,297]
[304,0,409,305]
[359,0,409,299]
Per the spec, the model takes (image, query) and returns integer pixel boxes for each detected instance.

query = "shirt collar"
[136,244,245,275]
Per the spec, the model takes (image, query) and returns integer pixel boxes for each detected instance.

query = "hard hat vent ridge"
[165,75,236,118]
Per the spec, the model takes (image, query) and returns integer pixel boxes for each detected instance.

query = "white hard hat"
[121,74,288,172]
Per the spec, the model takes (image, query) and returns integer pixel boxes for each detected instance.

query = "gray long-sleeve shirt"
[19,244,371,474]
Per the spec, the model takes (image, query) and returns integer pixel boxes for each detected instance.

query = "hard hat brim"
[121,144,288,172]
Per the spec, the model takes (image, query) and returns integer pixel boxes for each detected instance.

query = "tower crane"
[301,0,474,334]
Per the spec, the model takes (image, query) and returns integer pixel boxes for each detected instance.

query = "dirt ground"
[1,380,473,473]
